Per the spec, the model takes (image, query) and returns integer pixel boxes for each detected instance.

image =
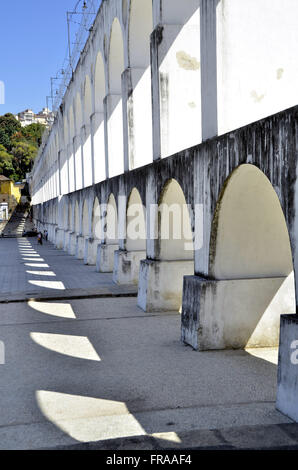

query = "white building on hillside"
[15,108,54,128]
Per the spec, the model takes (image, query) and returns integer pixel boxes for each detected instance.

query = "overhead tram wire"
[48,0,101,117]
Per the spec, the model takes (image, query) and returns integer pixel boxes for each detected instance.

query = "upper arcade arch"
[125,0,153,170]
[93,51,107,183]
[83,76,93,187]
[106,18,125,177]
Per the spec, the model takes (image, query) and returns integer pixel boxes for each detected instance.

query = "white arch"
[210,164,293,279]
[92,196,102,240]
[82,199,89,237]
[109,18,124,94]
[126,0,153,170]
[153,0,201,158]
[68,106,75,192]
[105,194,118,244]
[83,76,93,187]
[74,201,80,234]
[94,52,105,113]
[74,93,83,189]
[126,188,146,251]
[93,52,106,183]
[106,18,125,177]
[204,164,296,349]
[129,0,152,68]
[159,179,193,260]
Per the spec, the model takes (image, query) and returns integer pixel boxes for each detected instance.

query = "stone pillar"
[84,237,101,265]
[63,230,71,252]
[138,259,194,311]
[68,232,77,255]
[55,228,65,249]
[181,274,295,351]
[96,243,119,273]
[75,235,85,260]
[113,249,146,285]
[276,314,298,422]
[51,224,58,244]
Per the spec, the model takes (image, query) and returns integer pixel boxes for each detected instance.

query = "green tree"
[0,144,17,180]
[0,114,22,151]
[0,127,10,149]
[22,123,45,146]
[11,140,37,177]
[0,113,43,181]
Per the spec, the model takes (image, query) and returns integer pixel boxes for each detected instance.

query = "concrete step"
[44,422,298,451]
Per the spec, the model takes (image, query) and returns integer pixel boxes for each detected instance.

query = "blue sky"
[0,0,91,115]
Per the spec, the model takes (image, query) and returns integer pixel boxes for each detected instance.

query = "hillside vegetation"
[0,113,45,182]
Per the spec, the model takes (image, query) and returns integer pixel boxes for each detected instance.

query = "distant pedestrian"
[37,232,43,245]
[44,230,48,241]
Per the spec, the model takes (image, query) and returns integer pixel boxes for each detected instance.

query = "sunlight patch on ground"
[23,258,45,262]
[151,432,182,443]
[30,333,100,360]
[245,347,278,365]
[28,301,76,319]
[28,280,65,289]
[25,263,49,268]
[36,391,145,442]
[26,271,56,277]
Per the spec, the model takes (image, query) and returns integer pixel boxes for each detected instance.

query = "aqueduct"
[29,0,298,421]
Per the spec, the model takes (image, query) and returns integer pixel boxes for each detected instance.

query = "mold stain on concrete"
[251,90,265,103]
[277,68,284,80]
[176,51,200,71]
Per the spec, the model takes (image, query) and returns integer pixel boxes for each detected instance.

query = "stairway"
[1,205,30,238]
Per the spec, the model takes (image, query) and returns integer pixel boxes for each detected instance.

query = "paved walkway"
[0,238,136,301]
[0,297,293,450]
[0,237,296,450]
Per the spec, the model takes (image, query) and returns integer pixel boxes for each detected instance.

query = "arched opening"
[92,196,102,241]
[127,0,153,169]
[68,202,72,232]
[105,194,118,245]
[159,179,193,260]
[74,201,80,235]
[63,200,68,231]
[83,76,93,187]
[138,179,194,311]
[74,93,83,189]
[93,52,106,183]
[107,18,124,177]
[82,199,89,237]
[68,106,75,192]
[126,188,146,252]
[190,164,295,350]
[86,196,102,265]
[61,117,69,195]
[152,0,201,158]
[210,164,293,280]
